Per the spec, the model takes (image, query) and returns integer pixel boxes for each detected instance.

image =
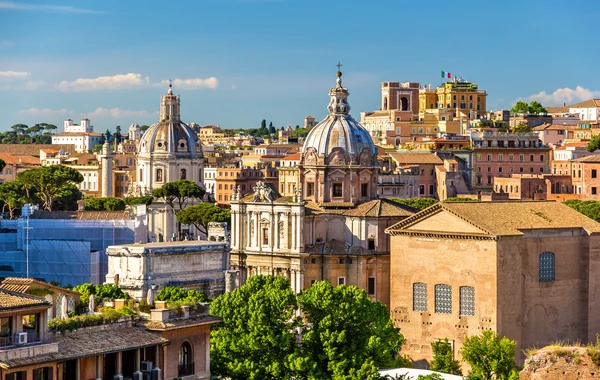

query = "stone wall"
[520,347,599,380]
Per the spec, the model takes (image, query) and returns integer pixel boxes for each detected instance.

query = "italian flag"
[441,71,451,79]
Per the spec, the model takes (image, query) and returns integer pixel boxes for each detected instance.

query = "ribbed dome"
[302,115,375,158]
[138,121,202,155]
[302,66,376,161]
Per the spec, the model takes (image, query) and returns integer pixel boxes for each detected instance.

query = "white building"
[569,99,600,122]
[52,118,103,153]
[203,166,217,196]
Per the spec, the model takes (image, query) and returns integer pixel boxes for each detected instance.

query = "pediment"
[404,210,489,235]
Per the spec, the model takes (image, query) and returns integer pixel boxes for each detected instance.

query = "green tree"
[52,183,83,211]
[389,197,437,210]
[527,100,547,115]
[289,127,310,138]
[564,199,600,222]
[18,165,84,211]
[461,331,516,380]
[430,339,462,375]
[44,124,58,132]
[140,125,151,132]
[0,181,30,219]
[510,101,528,115]
[84,197,126,211]
[152,180,204,239]
[124,195,154,206]
[291,281,407,379]
[587,135,600,152]
[210,275,299,380]
[176,202,231,236]
[417,375,444,380]
[73,283,129,306]
[511,123,532,133]
[10,124,28,134]
[0,159,5,173]
[155,286,210,304]
[92,144,103,153]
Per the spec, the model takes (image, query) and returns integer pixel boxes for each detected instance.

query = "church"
[134,83,205,242]
[230,65,417,306]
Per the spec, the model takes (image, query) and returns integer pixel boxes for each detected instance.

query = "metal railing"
[0,331,43,348]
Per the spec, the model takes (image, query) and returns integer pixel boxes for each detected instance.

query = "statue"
[88,293,96,314]
[253,181,274,202]
[104,129,112,143]
[230,185,238,201]
[294,186,302,203]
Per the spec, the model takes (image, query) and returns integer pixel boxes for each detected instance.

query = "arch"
[178,341,194,377]
[400,97,409,111]
[156,168,163,182]
[180,168,187,180]
[539,252,555,281]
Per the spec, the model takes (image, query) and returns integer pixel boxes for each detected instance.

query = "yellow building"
[419,77,487,120]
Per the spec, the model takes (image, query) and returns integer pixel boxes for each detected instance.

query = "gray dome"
[302,68,376,160]
[138,121,202,155]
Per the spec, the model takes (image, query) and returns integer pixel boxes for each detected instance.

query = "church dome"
[302,65,376,164]
[138,84,203,156]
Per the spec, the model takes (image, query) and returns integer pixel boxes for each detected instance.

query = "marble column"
[274,212,279,250]
[133,349,142,380]
[291,213,297,251]
[246,211,252,250]
[283,213,289,250]
[255,212,260,247]
[114,351,123,380]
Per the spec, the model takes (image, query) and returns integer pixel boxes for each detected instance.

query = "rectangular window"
[338,277,345,286]
[368,277,376,295]
[429,184,434,195]
[262,228,269,245]
[498,167,503,173]
[539,252,555,281]
[361,183,368,197]
[413,282,427,312]
[333,183,343,197]
[368,238,375,250]
[419,185,425,195]
[435,284,452,314]
[339,258,344,264]
[307,182,315,197]
[498,154,503,162]
[487,154,491,162]
[530,154,534,162]
[540,154,544,162]
[311,258,316,264]
[520,154,524,162]
[593,187,597,195]
[593,170,597,178]
[459,286,475,316]
[509,154,514,162]
[530,167,534,173]
[33,367,52,380]
[520,167,524,173]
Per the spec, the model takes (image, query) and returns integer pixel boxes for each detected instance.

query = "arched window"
[156,168,163,182]
[180,168,187,180]
[413,282,427,312]
[400,97,409,111]
[459,286,475,316]
[539,252,555,281]
[434,284,452,314]
[178,342,193,376]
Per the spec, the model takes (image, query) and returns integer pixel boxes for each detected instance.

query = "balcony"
[178,362,195,377]
[0,331,44,348]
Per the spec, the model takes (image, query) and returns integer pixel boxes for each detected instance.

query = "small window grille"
[459,286,475,316]
[539,252,555,281]
[435,284,452,314]
[413,282,427,312]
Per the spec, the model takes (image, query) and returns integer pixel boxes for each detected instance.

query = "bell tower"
[159,82,181,121]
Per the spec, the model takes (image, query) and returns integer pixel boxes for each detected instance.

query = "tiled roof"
[343,199,417,217]
[574,155,600,163]
[144,315,220,331]
[386,201,600,236]
[546,106,570,114]
[0,323,169,369]
[281,152,301,161]
[30,210,131,220]
[0,144,76,156]
[0,153,39,166]
[0,289,50,311]
[389,153,443,165]
[570,99,600,108]
[53,132,103,137]
[0,277,79,297]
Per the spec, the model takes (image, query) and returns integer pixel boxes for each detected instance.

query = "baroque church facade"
[230,66,416,305]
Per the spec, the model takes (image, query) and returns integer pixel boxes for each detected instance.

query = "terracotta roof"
[0,289,50,311]
[389,153,443,165]
[386,201,600,236]
[40,149,60,154]
[281,152,301,161]
[0,323,168,369]
[53,132,103,137]
[343,199,417,217]
[30,210,131,220]
[144,315,220,331]
[0,144,76,156]
[546,106,570,114]
[570,99,600,108]
[574,155,600,163]
[0,277,79,297]
[0,153,40,166]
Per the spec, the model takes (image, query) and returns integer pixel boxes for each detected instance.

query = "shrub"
[72,283,129,306]
[84,197,125,211]
[48,306,134,333]
[155,286,210,304]
[124,195,153,206]
[388,198,437,211]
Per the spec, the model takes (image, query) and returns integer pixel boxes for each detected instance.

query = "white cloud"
[156,77,218,90]
[57,73,150,92]
[528,86,600,105]
[0,70,30,78]
[17,107,71,117]
[86,107,153,119]
[0,2,103,13]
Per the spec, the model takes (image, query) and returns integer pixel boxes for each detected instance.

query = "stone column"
[114,351,123,380]
[291,270,297,293]
[291,213,297,251]
[246,211,252,250]
[99,142,114,198]
[255,212,261,248]
[96,355,102,380]
[162,345,168,378]
[282,213,289,250]
[152,345,162,380]
[76,358,81,380]
[133,348,142,380]
[273,212,279,250]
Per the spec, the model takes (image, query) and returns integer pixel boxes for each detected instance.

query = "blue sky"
[1,0,599,132]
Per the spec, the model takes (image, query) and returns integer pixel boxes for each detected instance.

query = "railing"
[178,362,195,377]
[0,331,43,348]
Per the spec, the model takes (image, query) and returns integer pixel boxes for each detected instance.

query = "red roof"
[281,152,301,161]
[0,153,40,165]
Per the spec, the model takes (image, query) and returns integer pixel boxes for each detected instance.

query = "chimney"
[150,308,170,322]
